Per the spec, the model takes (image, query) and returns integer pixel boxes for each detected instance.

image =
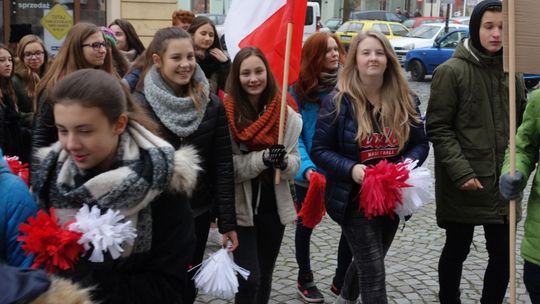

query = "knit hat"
[101,26,117,47]
[468,0,502,54]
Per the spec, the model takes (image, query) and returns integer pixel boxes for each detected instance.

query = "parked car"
[450,16,470,25]
[304,2,322,42]
[402,16,446,29]
[324,17,343,33]
[404,29,540,88]
[391,22,468,64]
[350,10,405,23]
[335,20,409,48]
[404,29,469,81]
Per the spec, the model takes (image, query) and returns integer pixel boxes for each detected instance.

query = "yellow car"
[335,20,410,47]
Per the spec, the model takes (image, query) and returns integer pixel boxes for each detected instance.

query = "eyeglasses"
[23,51,45,58]
[82,41,109,51]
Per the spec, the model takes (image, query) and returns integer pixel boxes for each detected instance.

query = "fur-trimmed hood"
[31,277,94,304]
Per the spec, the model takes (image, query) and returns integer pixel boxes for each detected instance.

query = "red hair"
[293,32,345,105]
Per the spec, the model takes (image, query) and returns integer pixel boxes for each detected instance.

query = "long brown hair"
[108,19,145,56]
[293,32,345,105]
[335,30,419,151]
[187,16,223,52]
[0,44,16,107]
[50,69,157,134]
[136,27,206,110]
[15,35,51,102]
[35,23,116,109]
[225,46,278,128]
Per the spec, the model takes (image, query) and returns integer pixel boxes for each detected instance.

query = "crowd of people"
[1,1,539,303]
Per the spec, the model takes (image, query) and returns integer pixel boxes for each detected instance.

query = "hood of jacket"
[453,38,502,69]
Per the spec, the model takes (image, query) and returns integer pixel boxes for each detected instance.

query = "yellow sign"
[40,4,73,40]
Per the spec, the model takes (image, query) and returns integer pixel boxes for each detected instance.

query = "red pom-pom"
[3,156,29,186]
[298,172,326,228]
[18,208,84,273]
[359,160,411,219]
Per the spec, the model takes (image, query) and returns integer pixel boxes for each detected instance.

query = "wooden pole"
[275,21,293,184]
[507,0,517,303]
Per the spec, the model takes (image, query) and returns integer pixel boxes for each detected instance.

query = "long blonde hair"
[334,30,419,151]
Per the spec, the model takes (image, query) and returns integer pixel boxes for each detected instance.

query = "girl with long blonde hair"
[311,30,429,303]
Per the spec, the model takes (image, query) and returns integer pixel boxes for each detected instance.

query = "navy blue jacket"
[311,92,429,224]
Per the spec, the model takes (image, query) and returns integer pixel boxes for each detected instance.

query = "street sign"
[40,4,73,40]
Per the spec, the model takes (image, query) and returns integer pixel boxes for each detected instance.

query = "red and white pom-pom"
[360,160,411,219]
[394,160,434,221]
[191,247,250,299]
[68,205,137,263]
[298,171,326,228]
[3,155,29,186]
[18,208,84,273]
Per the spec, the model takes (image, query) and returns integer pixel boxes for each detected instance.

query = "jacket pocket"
[463,148,497,192]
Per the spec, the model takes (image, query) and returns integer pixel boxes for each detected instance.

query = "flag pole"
[275,3,295,185]
[507,0,517,302]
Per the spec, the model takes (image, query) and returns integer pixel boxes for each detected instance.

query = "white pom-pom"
[191,248,250,299]
[394,160,435,221]
[68,205,137,262]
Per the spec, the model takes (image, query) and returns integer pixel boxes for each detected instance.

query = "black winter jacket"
[311,92,429,224]
[133,91,236,233]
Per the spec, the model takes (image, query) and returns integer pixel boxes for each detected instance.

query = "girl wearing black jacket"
[132,27,237,303]
[31,69,199,304]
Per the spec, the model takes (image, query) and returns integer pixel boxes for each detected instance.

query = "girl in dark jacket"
[132,27,237,304]
[188,16,230,95]
[13,35,51,128]
[311,30,429,304]
[290,32,348,302]
[0,44,30,163]
[108,19,145,66]
[31,69,199,304]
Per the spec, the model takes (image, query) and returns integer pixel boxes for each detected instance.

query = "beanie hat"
[101,26,117,47]
[469,0,502,54]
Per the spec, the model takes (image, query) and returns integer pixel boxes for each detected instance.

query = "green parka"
[426,38,527,227]
[502,89,540,266]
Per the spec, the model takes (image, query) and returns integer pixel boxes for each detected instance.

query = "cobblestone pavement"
[196,74,532,304]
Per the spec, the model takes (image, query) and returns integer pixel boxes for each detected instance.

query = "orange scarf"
[224,94,287,151]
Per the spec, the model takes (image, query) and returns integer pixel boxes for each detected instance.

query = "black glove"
[262,144,288,170]
[499,171,524,200]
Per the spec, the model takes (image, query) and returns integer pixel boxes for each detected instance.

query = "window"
[390,24,409,37]
[440,31,461,48]
[372,23,390,35]
[350,23,364,32]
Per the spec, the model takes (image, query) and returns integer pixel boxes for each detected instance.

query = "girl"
[33,22,116,150]
[132,27,237,304]
[31,69,199,303]
[224,46,301,304]
[311,30,429,303]
[13,34,50,128]
[108,19,145,65]
[0,44,30,163]
[188,16,230,95]
[289,32,347,303]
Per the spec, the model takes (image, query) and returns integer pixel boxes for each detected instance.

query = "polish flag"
[224,0,307,86]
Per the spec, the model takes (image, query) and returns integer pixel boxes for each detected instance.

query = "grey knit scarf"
[32,122,177,255]
[143,64,210,138]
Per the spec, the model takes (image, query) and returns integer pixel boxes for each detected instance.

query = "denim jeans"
[340,208,399,304]
[295,184,352,285]
[524,260,540,304]
[438,223,509,304]
[234,210,285,304]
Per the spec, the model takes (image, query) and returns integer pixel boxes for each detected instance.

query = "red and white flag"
[224,0,307,86]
